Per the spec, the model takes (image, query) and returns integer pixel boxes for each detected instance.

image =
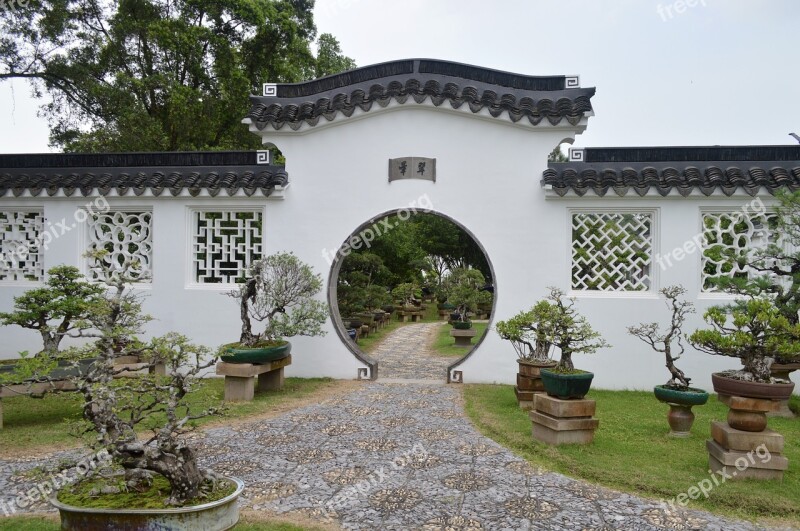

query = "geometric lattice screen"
[87,211,153,283]
[193,210,263,284]
[701,211,780,292]
[571,212,653,291]
[0,210,44,283]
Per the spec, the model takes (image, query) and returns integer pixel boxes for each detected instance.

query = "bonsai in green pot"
[628,286,708,437]
[224,252,328,364]
[442,268,489,329]
[537,287,609,400]
[496,301,558,405]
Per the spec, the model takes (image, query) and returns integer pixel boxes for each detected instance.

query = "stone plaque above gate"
[388,157,436,183]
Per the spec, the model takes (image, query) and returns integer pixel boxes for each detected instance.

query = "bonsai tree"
[442,268,489,323]
[707,190,800,334]
[628,285,696,389]
[542,287,609,372]
[392,282,419,309]
[230,252,328,348]
[495,301,556,362]
[689,296,800,383]
[67,259,225,506]
[0,265,104,355]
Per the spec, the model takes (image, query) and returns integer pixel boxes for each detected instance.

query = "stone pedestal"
[450,328,477,347]
[438,310,450,320]
[216,355,292,402]
[530,394,599,445]
[708,394,788,480]
[514,387,536,410]
[411,312,424,322]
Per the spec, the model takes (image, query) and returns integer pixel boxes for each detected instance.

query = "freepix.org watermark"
[0,0,30,12]
[1,449,111,516]
[321,193,434,265]
[0,197,110,273]
[657,0,707,21]
[655,196,765,272]
[321,442,427,516]
[661,444,771,509]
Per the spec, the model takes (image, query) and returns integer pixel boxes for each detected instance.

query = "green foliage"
[537,287,609,371]
[689,297,800,382]
[337,252,391,316]
[391,282,418,306]
[0,0,355,152]
[705,191,800,328]
[232,252,328,346]
[0,265,105,355]
[548,145,568,162]
[442,268,489,322]
[495,301,556,361]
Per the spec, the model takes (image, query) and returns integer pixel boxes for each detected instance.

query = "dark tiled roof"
[0,152,288,197]
[543,146,800,197]
[247,59,595,130]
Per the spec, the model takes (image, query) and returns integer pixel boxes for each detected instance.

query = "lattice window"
[571,212,653,291]
[701,211,780,292]
[87,211,153,283]
[0,210,44,283]
[192,210,262,284]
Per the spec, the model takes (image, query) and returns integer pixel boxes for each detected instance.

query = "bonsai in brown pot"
[689,295,800,480]
[495,301,557,409]
[628,286,708,437]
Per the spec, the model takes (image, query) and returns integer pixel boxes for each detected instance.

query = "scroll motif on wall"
[388,157,436,183]
[87,211,153,283]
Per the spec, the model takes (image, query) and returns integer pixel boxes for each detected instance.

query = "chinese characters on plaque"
[388,157,436,183]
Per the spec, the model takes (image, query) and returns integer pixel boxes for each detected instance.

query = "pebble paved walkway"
[0,324,789,530]
[369,322,452,380]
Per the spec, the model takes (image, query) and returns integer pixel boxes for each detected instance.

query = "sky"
[1,0,799,153]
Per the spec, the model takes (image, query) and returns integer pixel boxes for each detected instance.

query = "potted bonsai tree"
[496,301,558,405]
[49,258,243,529]
[689,295,800,401]
[442,268,489,330]
[537,287,610,400]
[628,286,708,437]
[224,252,328,364]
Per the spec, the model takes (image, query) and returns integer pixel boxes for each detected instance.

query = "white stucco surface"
[0,104,797,393]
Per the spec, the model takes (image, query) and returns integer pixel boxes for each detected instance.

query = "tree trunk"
[559,350,574,371]
[743,353,774,383]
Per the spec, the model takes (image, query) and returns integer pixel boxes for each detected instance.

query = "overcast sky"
[2,0,798,153]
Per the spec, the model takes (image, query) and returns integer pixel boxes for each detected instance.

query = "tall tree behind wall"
[0,0,355,152]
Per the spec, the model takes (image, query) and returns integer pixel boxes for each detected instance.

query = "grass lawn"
[0,514,326,530]
[464,384,800,526]
[0,377,340,454]
[431,322,489,357]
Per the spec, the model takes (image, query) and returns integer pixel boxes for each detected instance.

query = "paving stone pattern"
[0,324,790,530]
[369,322,453,380]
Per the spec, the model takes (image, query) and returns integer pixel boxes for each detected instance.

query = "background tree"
[0,0,355,152]
[548,144,569,162]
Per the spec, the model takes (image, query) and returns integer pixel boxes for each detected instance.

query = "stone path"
[369,322,453,380]
[0,324,790,530]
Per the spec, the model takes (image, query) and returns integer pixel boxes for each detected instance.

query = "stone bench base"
[530,394,599,445]
[450,328,477,347]
[216,356,292,402]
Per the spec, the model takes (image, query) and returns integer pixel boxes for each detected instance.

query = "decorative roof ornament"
[543,146,800,197]
[245,59,595,132]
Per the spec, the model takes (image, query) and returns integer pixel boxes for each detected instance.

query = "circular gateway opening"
[327,210,496,382]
